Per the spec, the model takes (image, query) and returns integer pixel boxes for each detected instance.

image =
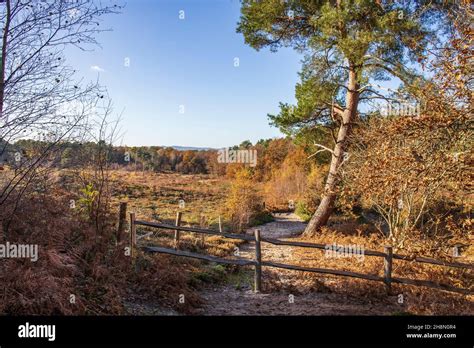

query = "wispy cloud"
[90,65,105,72]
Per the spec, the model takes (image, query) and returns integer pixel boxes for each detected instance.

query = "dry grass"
[107,170,473,315]
[2,169,470,315]
[106,170,250,313]
[268,222,473,315]
[0,188,128,315]
[0,170,242,315]
[109,170,229,226]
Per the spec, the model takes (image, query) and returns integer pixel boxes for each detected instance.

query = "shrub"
[225,168,266,232]
[295,201,312,222]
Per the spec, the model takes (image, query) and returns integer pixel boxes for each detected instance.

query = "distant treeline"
[1,138,326,177]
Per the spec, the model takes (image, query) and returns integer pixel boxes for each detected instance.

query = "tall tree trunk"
[304,66,360,236]
[0,0,11,120]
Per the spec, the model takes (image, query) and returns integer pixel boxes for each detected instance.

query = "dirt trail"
[196,213,401,315]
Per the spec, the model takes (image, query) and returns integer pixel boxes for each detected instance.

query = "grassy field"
[110,170,230,228]
[46,168,471,315]
[1,168,470,315]
[109,170,252,262]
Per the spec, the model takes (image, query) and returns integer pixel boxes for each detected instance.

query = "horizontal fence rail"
[391,254,473,270]
[125,209,474,296]
[135,220,254,241]
[261,237,474,269]
[142,246,256,266]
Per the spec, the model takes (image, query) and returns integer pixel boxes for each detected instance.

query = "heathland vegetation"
[0,1,472,315]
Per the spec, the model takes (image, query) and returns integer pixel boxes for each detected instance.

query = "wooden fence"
[124,210,473,296]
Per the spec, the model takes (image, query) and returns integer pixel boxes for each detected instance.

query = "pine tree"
[237,0,453,235]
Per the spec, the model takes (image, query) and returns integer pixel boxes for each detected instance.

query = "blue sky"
[67,0,302,148]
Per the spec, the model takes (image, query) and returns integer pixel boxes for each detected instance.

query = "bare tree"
[0,0,121,235]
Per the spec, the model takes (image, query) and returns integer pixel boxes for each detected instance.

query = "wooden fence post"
[254,229,262,293]
[384,246,393,294]
[117,202,127,243]
[218,215,222,233]
[129,212,136,260]
[200,214,205,248]
[174,211,183,250]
